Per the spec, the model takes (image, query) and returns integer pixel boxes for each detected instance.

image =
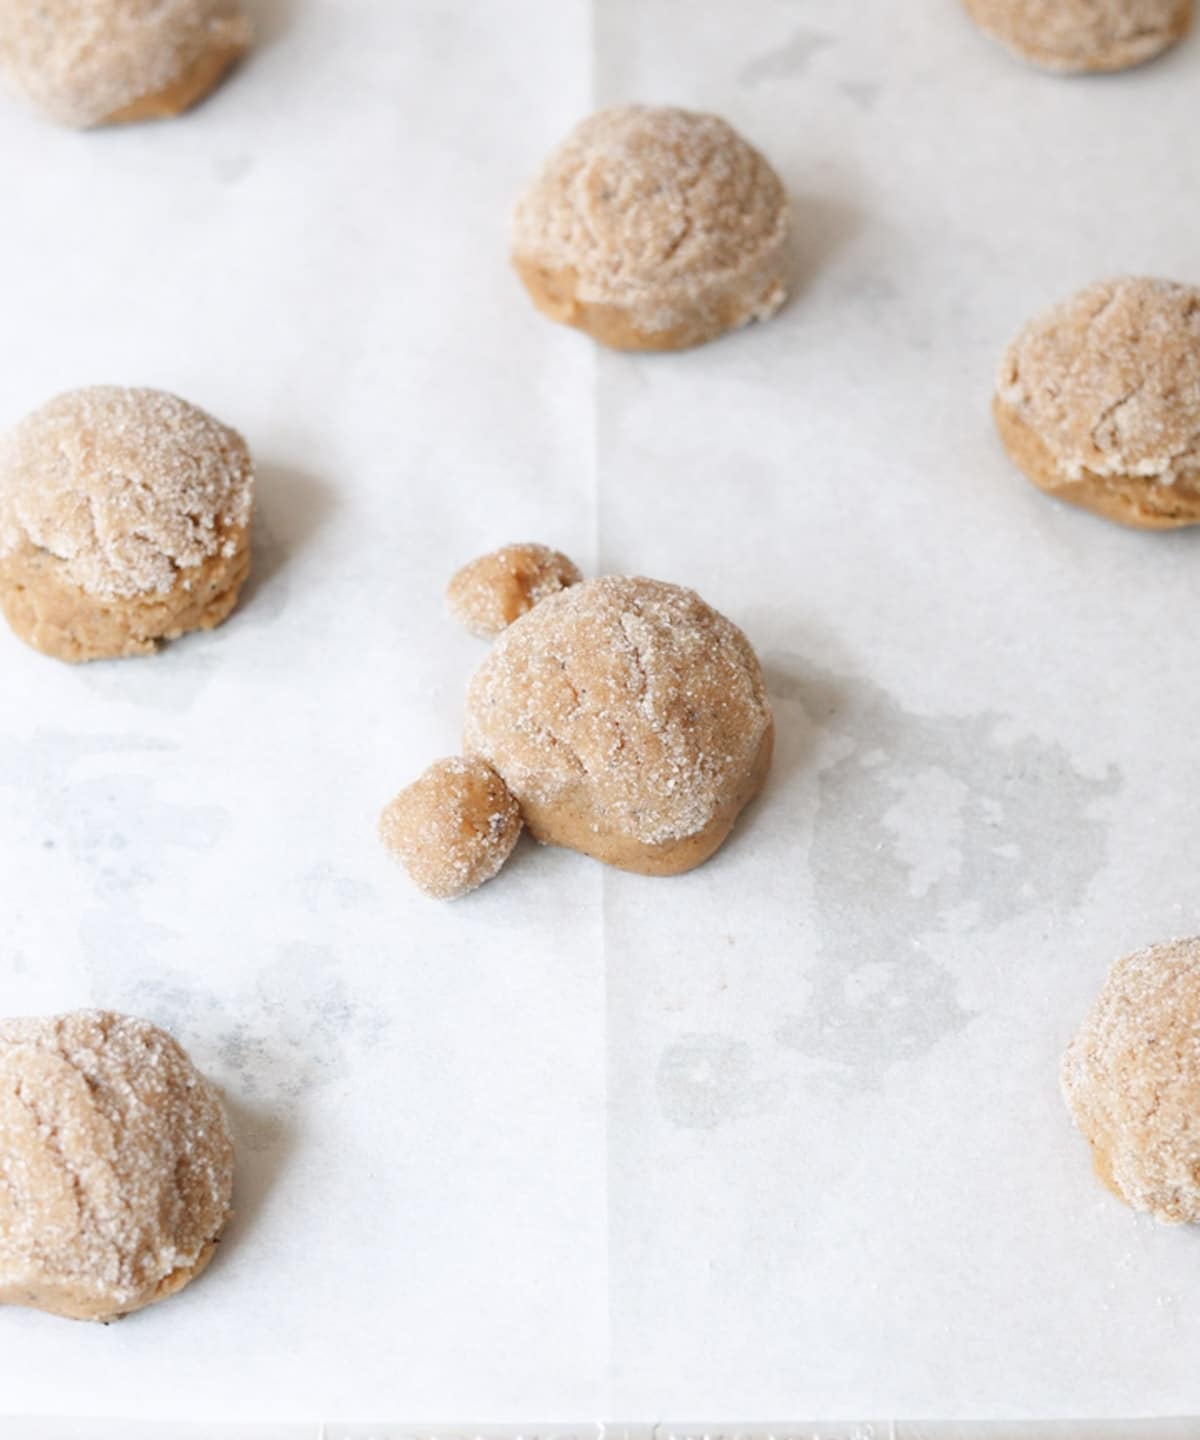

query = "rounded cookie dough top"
[996,277,1200,485]
[464,575,772,850]
[1062,938,1200,1224]
[512,105,789,328]
[0,1009,234,1320]
[0,0,251,128]
[962,0,1192,71]
[0,386,253,601]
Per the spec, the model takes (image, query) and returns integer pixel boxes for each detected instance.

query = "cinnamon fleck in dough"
[1063,939,1200,1224]
[512,105,791,351]
[464,575,773,876]
[447,543,582,638]
[962,0,1192,71]
[0,0,251,127]
[0,1010,234,1322]
[0,386,254,661]
[379,756,522,899]
[994,277,1200,529]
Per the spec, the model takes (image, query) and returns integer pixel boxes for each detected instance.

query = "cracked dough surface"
[0,1010,234,1322]
[994,276,1200,528]
[0,0,251,127]
[511,105,790,351]
[962,0,1192,71]
[0,385,254,661]
[463,575,773,875]
[1063,939,1200,1224]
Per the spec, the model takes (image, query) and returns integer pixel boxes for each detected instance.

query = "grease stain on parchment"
[88,942,388,1151]
[0,730,228,894]
[771,662,1120,1090]
[654,663,1120,1125]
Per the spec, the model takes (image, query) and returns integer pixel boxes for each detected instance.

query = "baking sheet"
[2,0,1200,1424]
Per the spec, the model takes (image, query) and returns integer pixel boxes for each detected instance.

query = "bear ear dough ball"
[446,543,582,639]
[511,105,791,352]
[0,386,255,662]
[994,277,1200,529]
[0,1010,234,1322]
[0,0,252,128]
[379,756,523,900]
[962,0,1192,73]
[1063,939,1200,1225]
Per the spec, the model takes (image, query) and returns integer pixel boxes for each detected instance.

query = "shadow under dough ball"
[464,575,774,876]
[0,1010,234,1321]
[1063,939,1200,1224]
[993,277,1200,528]
[962,0,1192,71]
[0,385,254,661]
[511,105,791,351]
[0,0,251,127]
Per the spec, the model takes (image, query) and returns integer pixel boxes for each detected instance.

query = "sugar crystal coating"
[0,385,253,602]
[996,277,1200,485]
[962,0,1192,71]
[0,1010,234,1321]
[0,0,252,127]
[464,576,772,866]
[1063,938,1200,1224]
[512,105,790,343]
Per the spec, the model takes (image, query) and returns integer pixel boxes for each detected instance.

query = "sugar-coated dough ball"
[1063,939,1200,1223]
[994,277,1200,529]
[0,386,254,662]
[962,0,1192,71]
[0,0,252,127]
[464,576,773,876]
[512,105,791,352]
[379,756,523,900]
[446,543,582,638]
[0,1010,234,1321]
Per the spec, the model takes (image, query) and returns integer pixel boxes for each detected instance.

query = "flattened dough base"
[515,719,774,875]
[102,34,247,123]
[994,396,1200,529]
[512,254,788,353]
[0,529,251,662]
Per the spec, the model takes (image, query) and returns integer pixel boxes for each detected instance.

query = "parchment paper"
[1,0,1199,1425]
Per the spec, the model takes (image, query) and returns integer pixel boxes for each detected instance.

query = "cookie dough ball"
[0,0,252,128]
[0,1010,234,1321]
[447,543,582,639]
[1062,939,1200,1224]
[511,105,791,352]
[379,756,523,899]
[962,0,1192,71]
[0,386,254,662]
[464,576,773,876]
[994,277,1200,529]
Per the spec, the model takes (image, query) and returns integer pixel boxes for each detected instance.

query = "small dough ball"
[0,386,254,662]
[962,0,1192,71]
[511,105,791,352]
[379,756,522,900]
[465,576,773,876]
[1063,938,1200,1224]
[994,277,1200,529]
[0,0,252,128]
[447,543,582,638]
[0,1010,234,1321]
